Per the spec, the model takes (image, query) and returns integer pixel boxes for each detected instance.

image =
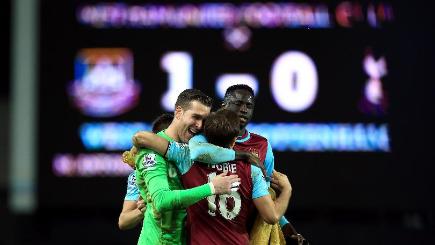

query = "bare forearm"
[133,131,148,147]
[118,209,143,230]
[273,188,292,220]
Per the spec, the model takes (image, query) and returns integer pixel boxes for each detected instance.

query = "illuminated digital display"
[39,1,396,208]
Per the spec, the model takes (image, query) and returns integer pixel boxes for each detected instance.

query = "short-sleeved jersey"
[189,130,289,226]
[186,131,290,227]
[235,130,290,226]
[235,130,272,177]
[135,131,186,245]
[182,160,256,245]
[124,171,140,201]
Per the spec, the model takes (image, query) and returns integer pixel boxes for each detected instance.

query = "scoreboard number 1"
[160,52,193,111]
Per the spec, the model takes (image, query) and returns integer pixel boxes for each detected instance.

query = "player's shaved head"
[223,84,255,103]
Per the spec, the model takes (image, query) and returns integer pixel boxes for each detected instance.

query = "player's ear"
[175,106,183,120]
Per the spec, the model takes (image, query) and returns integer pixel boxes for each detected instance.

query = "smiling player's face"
[177,100,211,143]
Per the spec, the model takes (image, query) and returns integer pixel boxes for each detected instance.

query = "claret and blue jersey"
[183,130,290,227]
[166,137,270,244]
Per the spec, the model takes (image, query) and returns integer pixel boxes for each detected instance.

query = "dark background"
[1,0,435,244]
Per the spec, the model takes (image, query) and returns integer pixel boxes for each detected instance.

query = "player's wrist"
[208,182,216,195]
[281,223,293,235]
[281,186,292,195]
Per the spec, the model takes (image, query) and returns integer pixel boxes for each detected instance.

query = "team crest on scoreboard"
[67,48,141,117]
[143,153,157,170]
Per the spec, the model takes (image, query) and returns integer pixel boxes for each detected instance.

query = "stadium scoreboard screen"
[39,1,396,208]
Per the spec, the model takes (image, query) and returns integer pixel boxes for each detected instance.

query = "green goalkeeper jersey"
[135,130,213,245]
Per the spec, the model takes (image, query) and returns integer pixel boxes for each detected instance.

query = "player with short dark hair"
[221,84,307,243]
[151,113,174,133]
[132,109,292,244]
[203,109,240,147]
[133,89,240,244]
[175,88,213,110]
[118,113,174,230]
[183,109,292,244]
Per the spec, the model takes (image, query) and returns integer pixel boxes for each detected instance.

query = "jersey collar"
[236,130,250,143]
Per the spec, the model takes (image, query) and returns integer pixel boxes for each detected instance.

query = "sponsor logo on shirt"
[128,172,136,186]
[143,154,157,170]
